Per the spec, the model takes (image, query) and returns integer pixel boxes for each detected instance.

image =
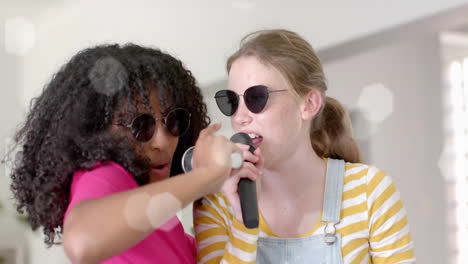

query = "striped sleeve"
[366,166,416,264]
[193,193,259,264]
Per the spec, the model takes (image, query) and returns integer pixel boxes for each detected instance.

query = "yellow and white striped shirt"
[194,161,416,263]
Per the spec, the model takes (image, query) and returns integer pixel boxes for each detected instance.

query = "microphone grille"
[230,132,252,145]
[230,132,255,152]
[181,146,194,173]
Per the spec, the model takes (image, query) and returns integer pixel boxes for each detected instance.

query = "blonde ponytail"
[311,97,362,163]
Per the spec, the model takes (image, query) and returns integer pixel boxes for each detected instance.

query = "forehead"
[227,56,290,92]
[138,83,175,113]
[144,88,163,113]
[114,86,165,122]
[133,86,163,111]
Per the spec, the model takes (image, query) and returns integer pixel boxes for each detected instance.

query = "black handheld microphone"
[230,132,259,229]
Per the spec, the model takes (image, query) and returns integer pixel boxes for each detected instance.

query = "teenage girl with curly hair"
[9,44,238,263]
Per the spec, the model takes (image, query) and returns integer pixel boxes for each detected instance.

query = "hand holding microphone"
[182,145,243,173]
[227,133,261,228]
[181,123,243,195]
[181,129,262,228]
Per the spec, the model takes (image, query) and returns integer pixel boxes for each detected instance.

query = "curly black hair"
[8,44,210,246]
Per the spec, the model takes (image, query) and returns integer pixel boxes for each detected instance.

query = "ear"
[300,89,323,121]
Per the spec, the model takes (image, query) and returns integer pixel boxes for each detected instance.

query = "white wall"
[17,0,468,106]
[0,11,28,264]
[323,34,447,263]
[0,6,23,172]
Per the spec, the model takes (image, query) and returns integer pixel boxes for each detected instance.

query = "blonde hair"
[227,29,362,163]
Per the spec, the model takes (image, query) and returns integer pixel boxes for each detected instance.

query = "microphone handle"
[238,178,259,228]
[238,143,259,229]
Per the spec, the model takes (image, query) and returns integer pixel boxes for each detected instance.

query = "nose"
[148,121,176,150]
[232,97,253,126]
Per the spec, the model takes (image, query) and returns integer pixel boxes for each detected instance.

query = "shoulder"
[72,161,137,189]
[195,192,232,214]
[342,161,399,204]
[340,161,395,202]
[343,161,389,185]
[82,161,132,179]
[193,192,234,226]
[68,161,138,205]
[64,161,138,222]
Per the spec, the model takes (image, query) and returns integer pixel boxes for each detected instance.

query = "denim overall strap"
[322,158,345,246]
[256,158,346,264]
[322,158,345,223]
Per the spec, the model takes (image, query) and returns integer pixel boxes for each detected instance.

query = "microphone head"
[230,132,255,153]
[181,146,194,173]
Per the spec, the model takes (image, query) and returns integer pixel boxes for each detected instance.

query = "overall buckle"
[324,222,337,245]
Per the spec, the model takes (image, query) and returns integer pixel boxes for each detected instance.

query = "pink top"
[64,161,196,264]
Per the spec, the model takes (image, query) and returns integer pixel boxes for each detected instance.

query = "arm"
[63,123,234,264]
[193,194,259,264]
[64,167,224,264]
[366,167,416,264]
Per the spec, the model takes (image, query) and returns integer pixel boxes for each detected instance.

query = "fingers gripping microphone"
[181,146,243,173]
[230,132,259,229]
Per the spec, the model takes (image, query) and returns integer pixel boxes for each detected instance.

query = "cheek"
[161,136,180,157]
[264,116,300,148]
[261,105,302,155]
[270,104,302,135]
[109,127,142,155]
[170,137,179,152]
[131,145,148,162]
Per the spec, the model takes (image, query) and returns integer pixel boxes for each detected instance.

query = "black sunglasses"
[115,108,191,142]
[214,85,287,116]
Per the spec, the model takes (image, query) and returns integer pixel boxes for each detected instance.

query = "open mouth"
[247,132,263,148]
[150,162,170,180]
[153,164,166,170]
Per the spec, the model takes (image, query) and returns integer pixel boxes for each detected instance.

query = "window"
[448,57,468,264]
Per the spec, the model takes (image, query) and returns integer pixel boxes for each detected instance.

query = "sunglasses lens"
[166,109,191,137]
[131,114,156,142]
[245,85,269,113]
[215,90,239,116]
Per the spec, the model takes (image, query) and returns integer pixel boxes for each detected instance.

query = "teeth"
[248,133,260,139]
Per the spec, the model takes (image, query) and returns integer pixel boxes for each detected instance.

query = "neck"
[258,141,326,199]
